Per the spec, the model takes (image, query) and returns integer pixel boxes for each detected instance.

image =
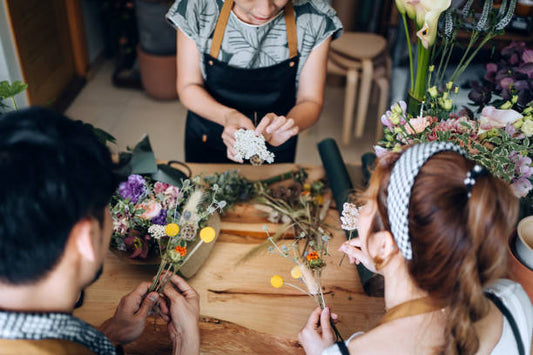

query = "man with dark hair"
[0,107,200,354]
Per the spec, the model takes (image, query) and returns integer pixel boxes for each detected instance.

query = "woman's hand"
[338,238,376,273]
[255,113,299,147]
[298,307,338,355]
[222,109,256,162]
[160,274,201,355]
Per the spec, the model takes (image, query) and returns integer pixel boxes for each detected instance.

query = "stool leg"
[375,76,389,141]
[355,59,373,138]
[343,69,358,145]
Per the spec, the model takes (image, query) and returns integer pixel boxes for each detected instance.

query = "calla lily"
[395,0,408,15]
[412,0,451,49]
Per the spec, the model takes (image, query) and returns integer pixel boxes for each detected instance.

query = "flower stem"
[402,13,414,91]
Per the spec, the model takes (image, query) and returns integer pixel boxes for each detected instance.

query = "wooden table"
[74,164,385,354]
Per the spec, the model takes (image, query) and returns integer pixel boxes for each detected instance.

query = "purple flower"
[151,209,167,225]
[381,101,407,128]
[511,178,532,198]
[119,174,146,204]
[522,49,533,63]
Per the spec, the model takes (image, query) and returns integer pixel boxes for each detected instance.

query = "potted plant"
[134,0,178,100]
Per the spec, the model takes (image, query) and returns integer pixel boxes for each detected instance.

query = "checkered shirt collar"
[387,142,467,260]
[0,311,116,355]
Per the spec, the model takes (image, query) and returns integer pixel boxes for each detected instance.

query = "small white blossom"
[233,129,275,164]
[340,202,359,231]
[148,225,166,239]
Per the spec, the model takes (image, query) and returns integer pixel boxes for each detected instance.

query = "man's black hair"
[0,107,118,284]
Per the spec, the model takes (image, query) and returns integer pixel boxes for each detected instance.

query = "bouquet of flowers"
[377,0,533,198]
[111,174,225,261]
[243,176,343,340]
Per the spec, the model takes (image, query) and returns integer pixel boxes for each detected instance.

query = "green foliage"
[0,80,27,113]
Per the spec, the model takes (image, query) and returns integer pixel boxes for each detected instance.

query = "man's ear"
[368,230,397,263]
[70,219,97,262]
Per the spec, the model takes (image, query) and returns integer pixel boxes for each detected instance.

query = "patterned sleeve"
[165,0,219,41]
[294,0,342,49]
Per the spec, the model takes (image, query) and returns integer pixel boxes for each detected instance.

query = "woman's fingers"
[305,307,323,330]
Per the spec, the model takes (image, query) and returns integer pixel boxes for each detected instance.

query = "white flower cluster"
[233,129,274,165]
[148,225,166,239]
[340,202,359,231]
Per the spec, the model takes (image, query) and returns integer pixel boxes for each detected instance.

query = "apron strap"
[377,296,446,326]
[210,0,234,59]
[210,0,298,60]
[285,2,298,59]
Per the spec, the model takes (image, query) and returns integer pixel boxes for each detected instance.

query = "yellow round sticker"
[165,223,180,237]
[270,275,284,288]
[290,265,302,279]
[200,226,216,243]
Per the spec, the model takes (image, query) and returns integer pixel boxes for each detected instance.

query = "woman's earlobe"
[370,230,397,266]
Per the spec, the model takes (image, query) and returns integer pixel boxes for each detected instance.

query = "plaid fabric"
[0,311,116,355]
[387,142,466,260]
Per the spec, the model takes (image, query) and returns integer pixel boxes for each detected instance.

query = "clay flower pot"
[137,45,178,100]
[508,232,533,304]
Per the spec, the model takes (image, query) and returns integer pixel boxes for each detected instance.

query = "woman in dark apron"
[173,0,340,163]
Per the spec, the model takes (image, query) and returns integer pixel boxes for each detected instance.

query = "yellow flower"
[522,120,533,137]
[165,223,180,237]
[270,275,284,288]
[199,226,216,243]
[428,86,438,98]
[291,265,302,279]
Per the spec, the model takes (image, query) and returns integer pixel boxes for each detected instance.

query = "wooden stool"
[328,32,390,144]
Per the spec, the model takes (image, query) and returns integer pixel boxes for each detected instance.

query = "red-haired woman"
[299,142,533,355]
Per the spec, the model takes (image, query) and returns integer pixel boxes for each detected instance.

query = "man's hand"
[221,109,255,162]
[159,274,200,355]
[255,113,299,147]
[99,282,159,345]
[298,307,338,355]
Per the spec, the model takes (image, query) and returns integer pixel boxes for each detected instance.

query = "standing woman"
[166,0,342,163]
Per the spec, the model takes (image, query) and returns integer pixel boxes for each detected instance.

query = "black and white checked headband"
[387,142,467,260]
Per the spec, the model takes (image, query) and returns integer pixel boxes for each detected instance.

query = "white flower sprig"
[233,129,275,165]
[340,202,359,231]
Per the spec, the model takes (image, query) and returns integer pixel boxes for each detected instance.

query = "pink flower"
[136,198,162,220]
[405,116,431,134]
[154,181,170,194]
[163,185,182,209]
[374,145,388,158]
[522,49,533,64]
[113,213,129,236]
[511,177,532,198]
[478,106,523,134]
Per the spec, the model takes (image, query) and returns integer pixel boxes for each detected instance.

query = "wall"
[0,0,28,109]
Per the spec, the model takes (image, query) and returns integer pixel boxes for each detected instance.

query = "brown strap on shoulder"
[285,2,298,59]
[378,296,446,326]
[210,0,234,59]
[209,0,298,60]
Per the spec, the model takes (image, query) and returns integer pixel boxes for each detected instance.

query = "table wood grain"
[73,163,385,354]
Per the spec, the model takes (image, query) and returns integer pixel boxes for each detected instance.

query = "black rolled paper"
[318,138,383,297]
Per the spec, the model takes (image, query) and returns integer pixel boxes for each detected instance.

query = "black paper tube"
[318,138,383,296]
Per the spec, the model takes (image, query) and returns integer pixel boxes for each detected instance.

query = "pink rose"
[137,199,162,220]
[154,182,170,195]
[478,106,522,134]
[405,116,431,135]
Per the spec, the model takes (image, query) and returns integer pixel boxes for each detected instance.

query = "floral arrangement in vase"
[377,0,533,198]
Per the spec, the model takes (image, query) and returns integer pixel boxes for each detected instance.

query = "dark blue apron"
[185,0,299,163]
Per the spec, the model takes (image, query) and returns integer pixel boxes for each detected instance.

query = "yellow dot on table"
[290,265,302,279]
[200,226,216,243]
[165,223,180,237]
[270,275,284,288]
